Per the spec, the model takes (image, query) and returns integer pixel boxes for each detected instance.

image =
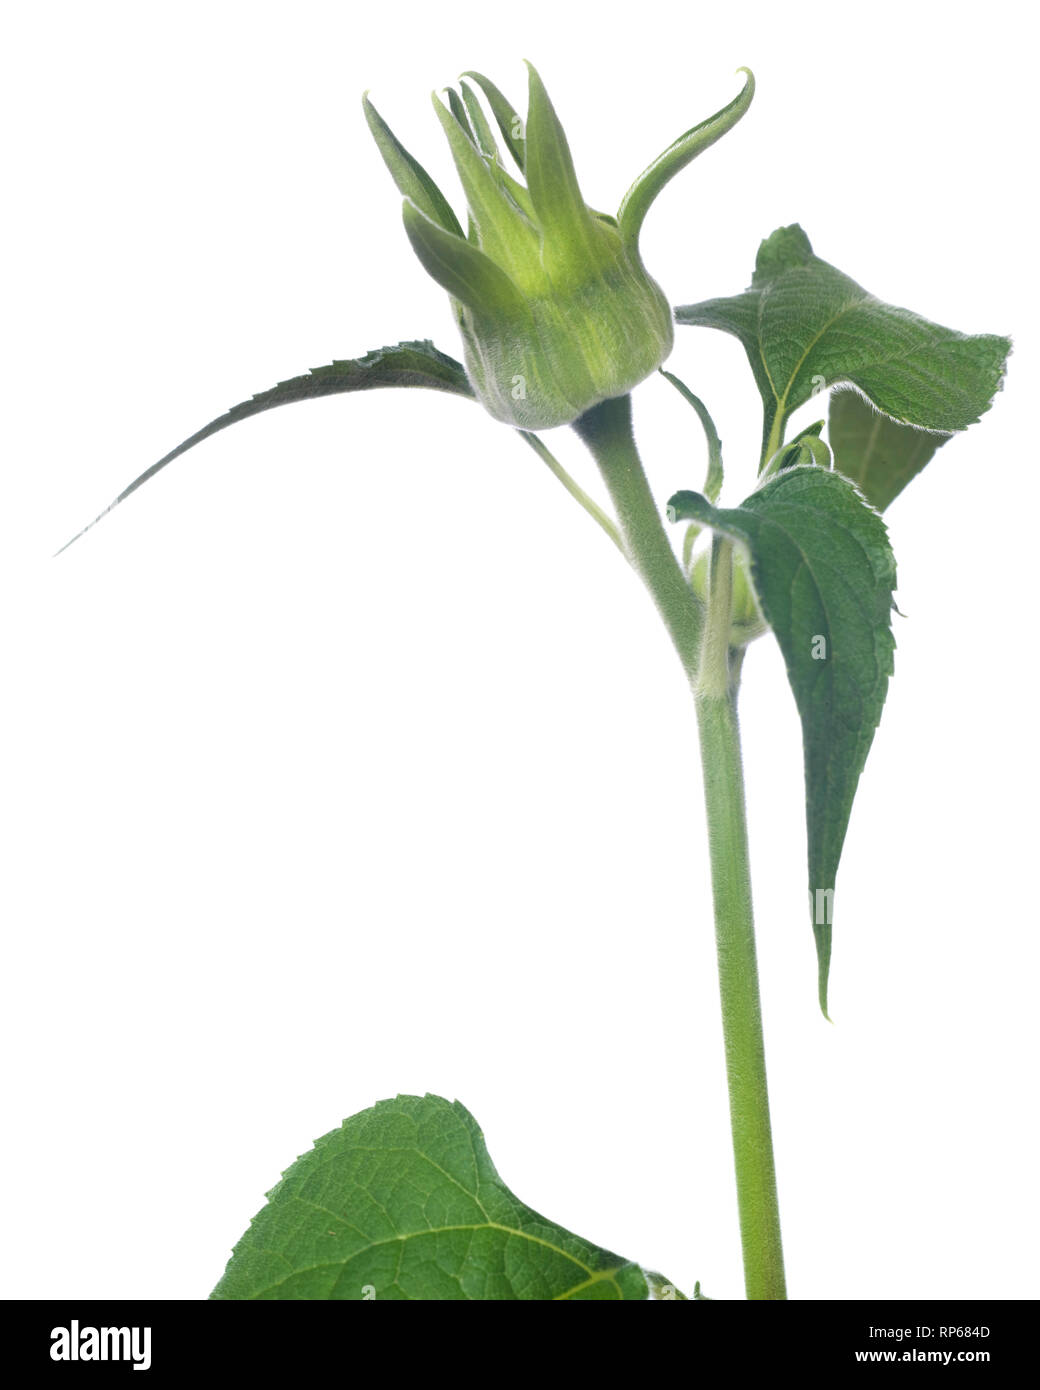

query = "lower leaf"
[211,1094,684,1301]
[829,389,953,511]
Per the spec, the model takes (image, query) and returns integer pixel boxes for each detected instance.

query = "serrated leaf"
[668,468,897,1014]
[676,224,1010,458]
[829,388,953,511]
[211,1094,683,1301]
[56,341,473,553]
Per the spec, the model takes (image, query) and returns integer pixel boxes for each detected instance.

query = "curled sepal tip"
[617,68,755,250]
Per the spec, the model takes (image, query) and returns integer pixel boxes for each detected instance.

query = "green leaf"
[829,389,953,511]
[676,224,1010,459]
[617,68,755,251]
[210,1094,683,1301]
[57,341,474,553]
[668,468,897,1015]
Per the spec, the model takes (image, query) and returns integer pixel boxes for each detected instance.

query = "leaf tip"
[817,947,833,1021]
[728,64,756,95]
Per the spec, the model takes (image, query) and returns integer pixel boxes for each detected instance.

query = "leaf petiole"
[518,430,624,554]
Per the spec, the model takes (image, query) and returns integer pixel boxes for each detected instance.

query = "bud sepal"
[365,65,754,430]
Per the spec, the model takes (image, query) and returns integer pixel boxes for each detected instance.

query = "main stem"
[696,536,786,1300]
[574,395,787,1300]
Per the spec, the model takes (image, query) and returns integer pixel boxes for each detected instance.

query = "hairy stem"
[573,395,703,680]
[696,536,787,1300]
[575,396,786,1301]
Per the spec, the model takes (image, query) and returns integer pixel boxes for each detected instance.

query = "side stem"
[574,395,787,1301]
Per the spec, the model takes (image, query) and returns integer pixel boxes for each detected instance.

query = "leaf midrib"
[730,491,887,851]
[248,1218,627,1299]
[758,276,868,419]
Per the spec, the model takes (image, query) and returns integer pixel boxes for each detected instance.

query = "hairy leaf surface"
[829,388,952,511]
[676,225,1009,459]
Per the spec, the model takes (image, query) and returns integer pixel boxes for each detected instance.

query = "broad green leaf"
[57,341,473,553]
[668,468,897,1014]
[829,389,952,511]
[210,1094,685,1301]
[676,224,1010,460]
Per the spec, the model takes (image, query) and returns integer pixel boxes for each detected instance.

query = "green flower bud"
[364,64,754,430]
[690,549,768,647]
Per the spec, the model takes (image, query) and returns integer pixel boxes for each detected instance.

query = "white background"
[3,0,1037,1301]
